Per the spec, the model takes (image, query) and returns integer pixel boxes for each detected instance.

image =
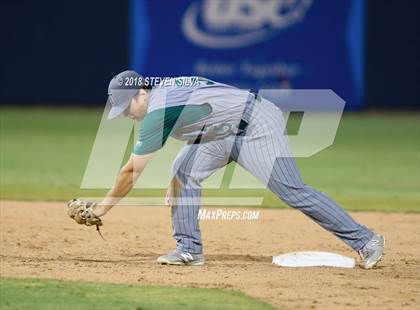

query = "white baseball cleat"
[157,250,205,266]
[358,234,385,269]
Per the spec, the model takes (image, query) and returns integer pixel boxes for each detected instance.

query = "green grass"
[265,112,420,212]
[0,277,276,310]
[1,107,419,212]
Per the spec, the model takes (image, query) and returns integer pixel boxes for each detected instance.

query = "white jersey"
[148,77,251,142]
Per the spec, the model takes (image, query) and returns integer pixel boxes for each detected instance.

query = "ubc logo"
[182,0,312,49]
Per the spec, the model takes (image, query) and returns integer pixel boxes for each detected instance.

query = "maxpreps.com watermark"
[198,208,260,221]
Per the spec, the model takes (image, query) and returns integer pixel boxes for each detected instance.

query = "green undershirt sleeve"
[133,104,211,155]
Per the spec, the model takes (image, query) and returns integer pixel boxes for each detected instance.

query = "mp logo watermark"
[80,88,345,206]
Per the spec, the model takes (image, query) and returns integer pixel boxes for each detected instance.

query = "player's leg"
[232,99,374,252]
[169,140,232,255]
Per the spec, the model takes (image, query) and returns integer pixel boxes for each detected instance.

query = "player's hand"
[165,177,182,207]
[67,198,103,227]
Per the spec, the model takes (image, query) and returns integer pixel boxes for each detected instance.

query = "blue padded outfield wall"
[131,0,365,109]
[4,1,417,108]
[7,0,420,110]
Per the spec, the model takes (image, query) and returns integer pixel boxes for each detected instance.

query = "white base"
[272,251,355,268]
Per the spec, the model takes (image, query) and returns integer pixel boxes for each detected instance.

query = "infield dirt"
[1,201,419,310]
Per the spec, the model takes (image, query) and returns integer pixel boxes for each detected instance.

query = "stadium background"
[0,1,419,310]
[1,0,419,108]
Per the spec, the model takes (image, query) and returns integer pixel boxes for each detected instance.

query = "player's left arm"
[94,153,154,217]
[91,106,179,217]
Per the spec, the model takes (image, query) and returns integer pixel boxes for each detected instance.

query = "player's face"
[124,90,149,120]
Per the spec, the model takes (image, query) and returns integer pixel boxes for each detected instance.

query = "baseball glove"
[67,198,103,227]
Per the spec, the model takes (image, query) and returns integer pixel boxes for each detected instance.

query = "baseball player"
[67,70,385,269]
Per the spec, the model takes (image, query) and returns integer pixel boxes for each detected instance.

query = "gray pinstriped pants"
[171,98,374,254]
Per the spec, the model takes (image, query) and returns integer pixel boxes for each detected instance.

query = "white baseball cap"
[106,70,145,119]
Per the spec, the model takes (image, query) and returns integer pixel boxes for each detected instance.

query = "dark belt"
[238,90,260,133]
[188,91,259,144]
